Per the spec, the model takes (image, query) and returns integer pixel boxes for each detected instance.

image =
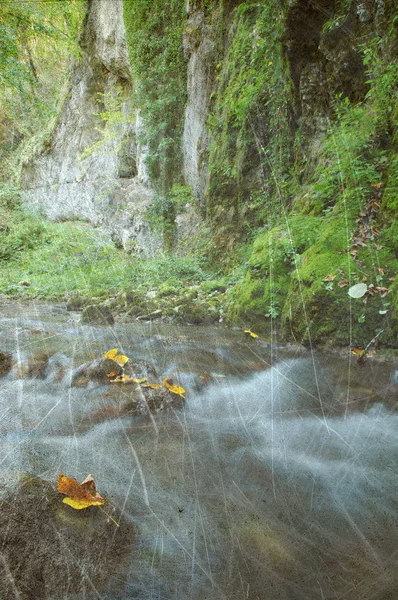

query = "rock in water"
[0,475,134,600]
[0,351,12,377]
[71,358,122,387]
[81,304,115,325]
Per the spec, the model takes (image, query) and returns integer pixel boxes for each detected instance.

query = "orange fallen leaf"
[57,474,104,510]
[107,371,118,378]
[163,378,185,398]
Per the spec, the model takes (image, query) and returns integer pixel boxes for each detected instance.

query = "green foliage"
[0,212,210,299]
[0,0,86,206]
[145,185,193,248]
[79,86,134,161]
[309,97,380,215]
[0,210,50,261]
[123,0,187,193]
[207,0,290,237]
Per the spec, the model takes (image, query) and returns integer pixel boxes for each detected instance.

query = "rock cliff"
[20,0,160,256]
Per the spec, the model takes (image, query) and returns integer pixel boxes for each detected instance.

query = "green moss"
[227,216,322,331]
[0,211,210,300]
[123,0,187,193]
[206,1,290,243]
[381,156,398,215]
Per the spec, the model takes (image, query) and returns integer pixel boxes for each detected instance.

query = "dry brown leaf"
[57,474,104,510]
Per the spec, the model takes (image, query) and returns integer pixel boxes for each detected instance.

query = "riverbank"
[1,210,397,354]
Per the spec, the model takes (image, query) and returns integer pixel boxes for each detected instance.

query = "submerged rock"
[81,304,115,325]
[14,352,52,379]
[0,351,12,377]
[0,475,134,600]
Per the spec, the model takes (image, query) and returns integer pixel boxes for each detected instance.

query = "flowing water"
[0,300,397,599]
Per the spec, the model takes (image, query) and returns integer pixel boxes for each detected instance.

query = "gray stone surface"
[20,0,159,256]
[182,7,218,206]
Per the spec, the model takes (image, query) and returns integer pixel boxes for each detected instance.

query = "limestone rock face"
[20,0,159,256]
[182,6,219,205]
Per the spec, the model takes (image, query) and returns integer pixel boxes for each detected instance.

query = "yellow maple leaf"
[57,474,104,510]
[110,374,135,384]
[114,354,129,367]
[103,348,129,367]
[142,383,163,389]
[244,329,258,339]
[132,377,148,384]
[163,378,185,398]
[103,348,118,360]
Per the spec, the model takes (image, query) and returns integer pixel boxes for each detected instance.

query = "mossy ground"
[0,209,232,325]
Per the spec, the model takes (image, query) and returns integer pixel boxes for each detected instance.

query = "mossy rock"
[199,280,228,294]
[81,304,115,325]
[175,298,218,325]
[227,216,322,331]
[158,284,179,297]
[66,295,90,311]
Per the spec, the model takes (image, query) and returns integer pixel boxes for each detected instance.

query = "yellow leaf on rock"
[163,378,185,397]
[142,383,163,389]
[57,474,104,510]
[103,348,129,367]
[132,377,147,384]
[244,329,258,339]
[114,354,129,367]
[110,374,135,384]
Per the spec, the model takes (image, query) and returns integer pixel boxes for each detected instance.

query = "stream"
[0,300,397,600]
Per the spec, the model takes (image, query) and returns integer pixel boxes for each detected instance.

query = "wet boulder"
[80,304,115,325]
[0,474,134,600]
[71,358,123,387]
[0,351,12,377]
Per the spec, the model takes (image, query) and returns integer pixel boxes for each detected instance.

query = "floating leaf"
[103,348,129,367]
[163,378,185,398]
[57,474,104,510]
[244,329,258,339]
[348,283,367,298]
